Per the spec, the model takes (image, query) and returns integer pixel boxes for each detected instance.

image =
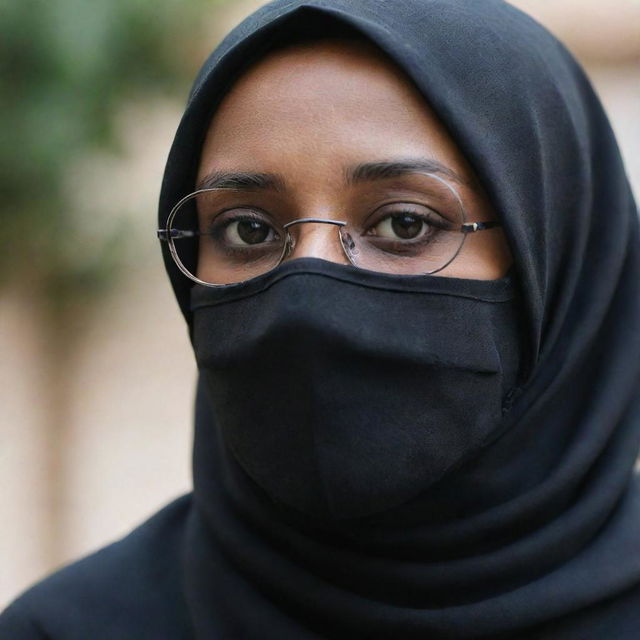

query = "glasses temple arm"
[460,221,502,234]
[157,229,201,242]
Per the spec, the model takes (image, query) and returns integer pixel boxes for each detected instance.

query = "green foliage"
[0,0,230,305]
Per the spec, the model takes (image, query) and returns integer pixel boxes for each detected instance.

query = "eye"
[206,209,282,247]
[225,218,278,246]
[367,205,451,242]
[374,213,428,240]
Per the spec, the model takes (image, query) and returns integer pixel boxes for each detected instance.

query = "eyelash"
[204,205,450,232]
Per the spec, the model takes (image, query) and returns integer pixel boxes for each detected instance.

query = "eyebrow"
[196,158,470,193]
[196,171,287,192]
[346,158,469,188]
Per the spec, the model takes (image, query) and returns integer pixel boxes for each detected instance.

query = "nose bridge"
[285,218,349,264]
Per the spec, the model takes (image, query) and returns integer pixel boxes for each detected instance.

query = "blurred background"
[1,0,639,608]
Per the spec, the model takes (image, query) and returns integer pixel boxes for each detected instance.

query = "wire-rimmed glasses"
[158,172,501,287]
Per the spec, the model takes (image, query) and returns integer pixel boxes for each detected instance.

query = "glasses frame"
[158,173,502,287]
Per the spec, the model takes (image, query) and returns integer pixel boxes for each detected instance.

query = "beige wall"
[1,0,639,608]
[1,101,197,606]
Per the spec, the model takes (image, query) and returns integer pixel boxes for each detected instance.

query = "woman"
[2,0,639,637]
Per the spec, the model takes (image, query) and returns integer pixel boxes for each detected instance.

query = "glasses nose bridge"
[283,217,347,231]
[282,217,349,262]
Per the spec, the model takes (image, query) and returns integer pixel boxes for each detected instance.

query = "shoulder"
[523,581,640,639]
[0,494,194,640]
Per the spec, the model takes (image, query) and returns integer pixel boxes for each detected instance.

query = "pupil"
[238,220,269,244]
[391,214,423,239]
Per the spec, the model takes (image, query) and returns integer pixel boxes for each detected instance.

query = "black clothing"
[191,259,521,520]
[0,498,193,640]
[2,491,640,639]
[3,0,639,638]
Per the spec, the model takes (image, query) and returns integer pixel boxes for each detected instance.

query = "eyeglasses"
[158,172,501,287]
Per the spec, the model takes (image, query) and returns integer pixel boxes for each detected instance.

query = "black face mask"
[190,258,521,520]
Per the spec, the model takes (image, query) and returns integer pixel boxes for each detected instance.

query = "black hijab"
[158,0,640,637]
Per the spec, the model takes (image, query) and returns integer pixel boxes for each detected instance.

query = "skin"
[195,38,512,281]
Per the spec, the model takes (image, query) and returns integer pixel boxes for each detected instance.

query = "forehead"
[196,38,476,187]
[221,37,416,105]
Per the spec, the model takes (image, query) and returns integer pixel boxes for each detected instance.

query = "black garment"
[2,491,640,639]
[0,497,194,640]
[3,0,640,638]
[191,259,522,520]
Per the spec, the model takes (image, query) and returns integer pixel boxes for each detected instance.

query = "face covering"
[191,258,521,519]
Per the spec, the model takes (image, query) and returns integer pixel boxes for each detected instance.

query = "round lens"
[341,173,467,275]
[168,190,287,286]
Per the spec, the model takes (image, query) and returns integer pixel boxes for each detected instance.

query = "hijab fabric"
[158,1,640,637]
